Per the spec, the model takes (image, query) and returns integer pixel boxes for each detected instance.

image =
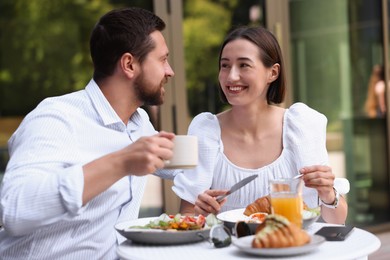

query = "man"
[0,7,176,259]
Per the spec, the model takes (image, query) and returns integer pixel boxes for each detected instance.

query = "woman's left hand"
[193,189,227,216]
[299,165,336,205]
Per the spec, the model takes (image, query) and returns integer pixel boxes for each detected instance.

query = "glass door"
[268,0,390,228]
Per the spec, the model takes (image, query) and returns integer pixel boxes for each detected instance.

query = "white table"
[117,223,381,260]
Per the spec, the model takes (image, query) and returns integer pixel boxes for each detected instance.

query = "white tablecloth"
[117,222,381,260]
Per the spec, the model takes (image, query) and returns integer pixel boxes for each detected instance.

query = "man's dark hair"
[90,7,165,82]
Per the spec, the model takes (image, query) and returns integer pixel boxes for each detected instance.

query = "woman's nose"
[227,66,239,82]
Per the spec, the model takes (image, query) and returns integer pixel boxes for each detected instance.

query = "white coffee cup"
[164,135,198,169]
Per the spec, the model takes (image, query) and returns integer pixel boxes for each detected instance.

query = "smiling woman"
[173,25,348,227]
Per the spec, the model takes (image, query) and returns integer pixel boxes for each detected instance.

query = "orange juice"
[271,195,303,229]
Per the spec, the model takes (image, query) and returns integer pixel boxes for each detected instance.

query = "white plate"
[115,217,210,245]
[217,208,250,223]
[232,234,325,256]
[217,208,320,230]
[217,208,258,233]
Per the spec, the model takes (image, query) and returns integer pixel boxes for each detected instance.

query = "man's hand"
[119,131,175,176]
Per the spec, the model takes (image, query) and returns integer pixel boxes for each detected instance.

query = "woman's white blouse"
[172,103,329,211]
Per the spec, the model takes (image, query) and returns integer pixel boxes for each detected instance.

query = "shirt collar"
[85,79,142,132]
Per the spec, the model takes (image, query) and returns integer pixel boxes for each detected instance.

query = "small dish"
[303,206,321,229]
[303,214,321,229]
[217,208,267,235]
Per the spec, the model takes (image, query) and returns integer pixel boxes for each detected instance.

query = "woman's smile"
[227,85,247,93]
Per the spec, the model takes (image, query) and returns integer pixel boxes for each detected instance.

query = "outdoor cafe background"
[1,0,390,231]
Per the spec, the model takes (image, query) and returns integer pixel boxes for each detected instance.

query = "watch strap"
[321,187,340,209]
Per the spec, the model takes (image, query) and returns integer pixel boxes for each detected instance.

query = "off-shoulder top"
[172,102,329,212]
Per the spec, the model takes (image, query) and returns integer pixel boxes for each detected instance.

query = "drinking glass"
[269,178,304,228]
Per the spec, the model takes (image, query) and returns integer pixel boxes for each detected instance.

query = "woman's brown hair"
[364,64,385,117]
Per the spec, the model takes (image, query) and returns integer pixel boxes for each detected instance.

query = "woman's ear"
[268,63,280,83]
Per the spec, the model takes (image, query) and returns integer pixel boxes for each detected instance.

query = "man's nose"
[165,62,174,77]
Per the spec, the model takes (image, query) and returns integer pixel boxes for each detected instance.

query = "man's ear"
[268,63,280,83]
[120,52,137,79]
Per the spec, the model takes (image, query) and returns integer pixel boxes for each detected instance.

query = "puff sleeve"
[284,103,329,207]
[284,102,329,169]
[172,113,221,204]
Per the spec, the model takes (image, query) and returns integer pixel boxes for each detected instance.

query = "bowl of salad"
[303,206,321,229]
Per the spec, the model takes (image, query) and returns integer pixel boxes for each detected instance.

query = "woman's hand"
[299,165,348,224]
[299,165,336,204]
[193,190,228,216]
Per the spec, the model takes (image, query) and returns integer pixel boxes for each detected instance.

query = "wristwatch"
[321,187,340,209]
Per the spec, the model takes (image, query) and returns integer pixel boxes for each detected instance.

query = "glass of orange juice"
[270,178,303,229]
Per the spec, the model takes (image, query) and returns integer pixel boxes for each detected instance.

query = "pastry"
[244,195,309,216]
[244,195,272,215]
[252,214,310,248]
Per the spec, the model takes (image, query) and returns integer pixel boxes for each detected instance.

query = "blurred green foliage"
[0,0,115,115]
[183,0,233,116]
[0,0,264,117]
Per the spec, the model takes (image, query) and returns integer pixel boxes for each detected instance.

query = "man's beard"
[134,73,165,106]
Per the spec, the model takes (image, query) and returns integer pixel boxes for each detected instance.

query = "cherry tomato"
[196,215,206,227]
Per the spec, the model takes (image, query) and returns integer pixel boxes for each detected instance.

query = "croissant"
[244,195,272,216]
[244,196,309,216]
[252,214,310,248]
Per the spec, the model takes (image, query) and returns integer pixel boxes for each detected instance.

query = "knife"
[216,174,258,202]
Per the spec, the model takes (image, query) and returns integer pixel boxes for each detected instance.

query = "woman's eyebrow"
[220,57,253,62]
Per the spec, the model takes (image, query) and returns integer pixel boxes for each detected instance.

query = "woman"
[364,64,386,118]
[172,26,347,224]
